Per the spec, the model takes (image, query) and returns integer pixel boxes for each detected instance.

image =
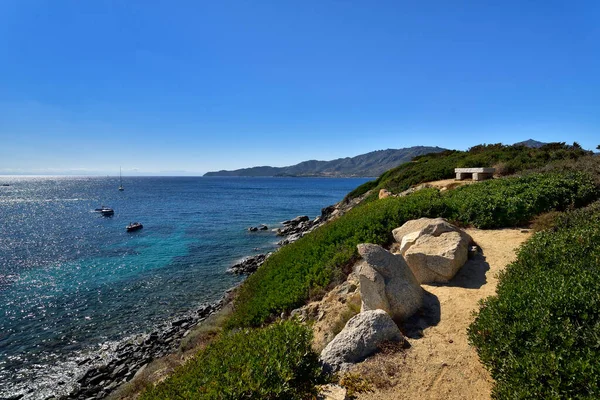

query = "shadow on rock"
[400,289,440,339]
[432,249,490,289]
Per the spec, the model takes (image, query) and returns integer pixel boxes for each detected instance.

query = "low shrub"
[468,202,600,399]
[340,373,374,398]
[530,211,563,232]
[444,172,598,228]
[141,320,327,399]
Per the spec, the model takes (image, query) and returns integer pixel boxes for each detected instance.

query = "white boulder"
[356,243,422,321]
[392,218,472,283]
[392,217,464,247]
[320,309,403,372]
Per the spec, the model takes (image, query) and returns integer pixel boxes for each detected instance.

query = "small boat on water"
[95,206,114,216]
[126,222,143,232]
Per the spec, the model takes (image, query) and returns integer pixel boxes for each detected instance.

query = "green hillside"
[346,142,591,202]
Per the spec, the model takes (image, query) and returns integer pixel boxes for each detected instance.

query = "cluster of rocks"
[227,253,272,275]
[275,215,321,245]
[229,213,330,275]
[65,301,222,399]
[318,218,473,373]
[247,224,268,232]
[275,195,369,246]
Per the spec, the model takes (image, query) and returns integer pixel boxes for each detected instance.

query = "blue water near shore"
[0,176,370,398]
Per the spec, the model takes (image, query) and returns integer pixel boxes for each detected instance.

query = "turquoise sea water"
[0,176,370,398]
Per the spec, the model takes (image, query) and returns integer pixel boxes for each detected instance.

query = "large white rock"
[392,217,463,247]
[392,218,472,283]
[356,244,422,321]
[320,309,403,372]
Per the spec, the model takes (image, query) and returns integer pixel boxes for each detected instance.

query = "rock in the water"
[320,309,403,372]
[356,244,422,321]
[392,218,472,283]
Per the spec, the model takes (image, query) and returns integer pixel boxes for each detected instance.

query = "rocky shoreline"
[57,299,225,400]
[228,196,363,276]
[227,215,321,275]
[38,197,364,400]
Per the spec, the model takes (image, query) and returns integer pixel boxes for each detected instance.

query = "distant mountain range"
[204,146,448,177]
[514,139,547,148]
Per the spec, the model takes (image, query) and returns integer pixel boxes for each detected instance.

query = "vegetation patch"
[346,142,591,202]
[141,320,327,399]
[228,172,598,328]
[468,202,600,399]
[443,172,598,228]
[340,373,374,398]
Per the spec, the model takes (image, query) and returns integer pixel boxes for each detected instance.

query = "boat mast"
[119,167,124,191]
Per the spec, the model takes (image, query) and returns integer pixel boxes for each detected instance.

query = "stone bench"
[455,167,495,181]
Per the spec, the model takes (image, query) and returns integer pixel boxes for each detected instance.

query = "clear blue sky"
[1,1,599,175]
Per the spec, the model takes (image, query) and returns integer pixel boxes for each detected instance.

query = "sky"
[1,0,599,175]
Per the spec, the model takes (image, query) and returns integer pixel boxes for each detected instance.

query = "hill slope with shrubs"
[346,142,591,202]
[140,145,600,399]
[228,171,598,328]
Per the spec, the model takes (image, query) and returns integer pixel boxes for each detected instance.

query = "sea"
[0,175,370,399]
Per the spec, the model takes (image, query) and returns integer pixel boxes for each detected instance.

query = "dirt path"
[353,228,531,400]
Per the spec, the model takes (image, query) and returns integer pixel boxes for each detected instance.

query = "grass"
[141,320,328,399]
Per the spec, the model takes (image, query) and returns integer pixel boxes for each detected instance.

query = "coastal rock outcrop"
[276,215,312,236]
[247,224,269,232]
[356,244,422,321]
[275,215,326,245]
[392,218,472,283]
[227,253,270,275]
[68,300,223,399]
[320,309,403,372]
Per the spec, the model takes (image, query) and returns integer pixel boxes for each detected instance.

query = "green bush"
[444,172,599,228]
[468,203,600,399]
[141,320,327,399]
[228,172,598,328]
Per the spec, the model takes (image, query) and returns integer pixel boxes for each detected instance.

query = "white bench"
[455,167,495,181]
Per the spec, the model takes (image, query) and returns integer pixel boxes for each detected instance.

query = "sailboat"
[118,167,124,191]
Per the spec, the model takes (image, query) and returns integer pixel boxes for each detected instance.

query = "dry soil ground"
[353,228,531,400]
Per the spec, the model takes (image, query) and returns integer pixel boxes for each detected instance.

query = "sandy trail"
[353,228,531,400]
